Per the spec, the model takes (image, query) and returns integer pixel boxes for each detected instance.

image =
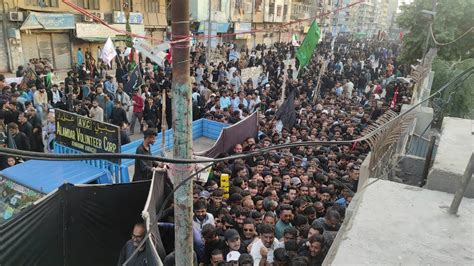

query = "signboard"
[220,173,230,198]
[55,109,121,155]
[20,12,75,30]
[113,11,143,24]
[76,23,145,39]
[241,66,263,88]
[234,22,252,39]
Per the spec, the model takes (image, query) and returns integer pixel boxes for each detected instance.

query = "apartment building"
[0,0,167,72]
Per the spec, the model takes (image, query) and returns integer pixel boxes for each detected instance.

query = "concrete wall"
[426,117,474,197]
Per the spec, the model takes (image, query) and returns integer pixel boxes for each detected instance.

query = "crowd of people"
[0,34,411,265]
[121,38,411,265]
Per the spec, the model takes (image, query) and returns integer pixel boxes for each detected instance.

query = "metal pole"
[420,135,436,187]
[449,153,474,215]
[251,0,256,48]
[206,0,212,63]
[313,59,328,103]
[161,89,167,152]
[171,0,194,263]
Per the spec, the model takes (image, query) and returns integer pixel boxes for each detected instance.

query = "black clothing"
[0,109,16,125]
[298,250,325,266]
[117,239,148,266]
[13,132,30,151]
[111,106,129,126]
[143,102,161,128]
[202,237,227,264]
[19,122,33,146]
[133,143,154,181]
[120,130,131,145]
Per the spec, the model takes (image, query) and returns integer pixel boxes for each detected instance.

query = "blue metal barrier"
[54,119,228,183]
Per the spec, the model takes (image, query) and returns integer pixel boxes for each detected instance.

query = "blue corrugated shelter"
[0,160,111,194]
[54,118,229,183]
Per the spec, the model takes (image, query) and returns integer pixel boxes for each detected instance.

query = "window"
[112,0,122,10]
[255,0,262,11]
[269,3,275,14]
[26,0,58,7]
[77,0,100,10]
[277,5,282,16]
[283,4,288,16]
[146,0,160,12]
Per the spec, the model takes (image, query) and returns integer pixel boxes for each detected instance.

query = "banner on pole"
[296,21,321,68]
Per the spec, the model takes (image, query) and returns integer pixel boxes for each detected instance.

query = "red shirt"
[132,94,144,113]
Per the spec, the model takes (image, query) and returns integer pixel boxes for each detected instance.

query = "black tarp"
[0,181,152,266]
[195,112,259,158]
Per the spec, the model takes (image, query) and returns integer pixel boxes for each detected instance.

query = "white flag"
[100,37,117,67]
[122,47,132,57]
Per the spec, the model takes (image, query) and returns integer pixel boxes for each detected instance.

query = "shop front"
[20,12,75,71]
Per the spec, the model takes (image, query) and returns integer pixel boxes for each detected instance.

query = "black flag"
[275,87,297,129]
[124,65,142,94]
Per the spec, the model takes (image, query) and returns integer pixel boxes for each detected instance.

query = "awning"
[21,12,75,30]
[75,23,145,40]
[78,36,130,42]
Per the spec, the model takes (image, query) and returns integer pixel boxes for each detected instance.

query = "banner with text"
[55,109,121,155]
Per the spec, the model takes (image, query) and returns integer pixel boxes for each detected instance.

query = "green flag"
[296,21,321,69]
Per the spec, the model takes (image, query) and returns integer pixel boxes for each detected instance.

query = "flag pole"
[161,89,167,153]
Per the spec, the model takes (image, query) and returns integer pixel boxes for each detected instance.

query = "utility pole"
[251,0,256,48]
[171,0,194,263]
[207,0,212,63]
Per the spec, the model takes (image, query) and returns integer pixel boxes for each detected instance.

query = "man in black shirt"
[133,128,157,181]
[110,100,129,127]
[201,224,227,265]
[8,122,30,151]
[18,112,33,144]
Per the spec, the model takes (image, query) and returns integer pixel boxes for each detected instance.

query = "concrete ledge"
[324,179,474,265]
[427,117,474,197]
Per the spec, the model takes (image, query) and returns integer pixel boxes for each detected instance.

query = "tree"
[397,0,474,65]
[397,0,474,119]
[431,58,474,119]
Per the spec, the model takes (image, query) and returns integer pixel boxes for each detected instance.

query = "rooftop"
[325,179,474,265]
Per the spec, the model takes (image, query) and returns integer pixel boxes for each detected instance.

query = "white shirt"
[52,90,61,104]
[250,238,279,266]
[192,213,215,233]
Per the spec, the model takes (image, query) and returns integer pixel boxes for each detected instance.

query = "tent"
[0,180,162,265]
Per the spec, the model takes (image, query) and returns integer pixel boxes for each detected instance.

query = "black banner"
[0,181,153,266]
[55,109,121,154]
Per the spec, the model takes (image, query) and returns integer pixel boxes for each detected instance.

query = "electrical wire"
[122,163,214,265]
[2,66,473,164]
[62,0,364,44]
[430,24,473,46]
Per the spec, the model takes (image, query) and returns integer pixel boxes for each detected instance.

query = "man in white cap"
[226,251,240,264]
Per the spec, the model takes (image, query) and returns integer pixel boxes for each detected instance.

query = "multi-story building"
[0,0,167,72]
[386,0,398,31]
[190,0,291,49]
[350,0,385,38]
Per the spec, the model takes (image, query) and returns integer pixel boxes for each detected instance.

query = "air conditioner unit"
[93,12,105,20]
[9,11,24,22]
